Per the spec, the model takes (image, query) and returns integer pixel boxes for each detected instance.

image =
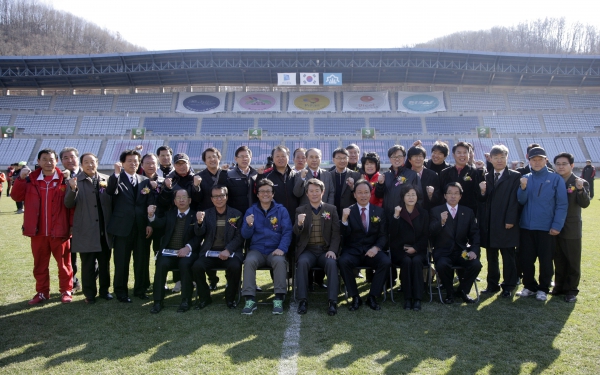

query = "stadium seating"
[482,115,543,134]
[369,117,422,135]
[583,137,600,162]
[201,118,254,136]
[258,118,310,135]
[449,93,507,112]
[425,117,479,135]
[15,115,78,135]
[543,114,600,133]
[462,138,520,162]
[518,138,586,163]
[0,138,36,165]
[114,94,173,113]
[0,114,11,126]
[38,139,102,164]
[568,95,600,109]
[507,94,567,111]
[224,141,283,166]
[100,140,164,165]
[54,95,114,112]
[313,118,364,136]
[289,141,340,164]
[79,116,140,135]
[0,96,51,110]
[143,118,198,135]
[169,140,225,166]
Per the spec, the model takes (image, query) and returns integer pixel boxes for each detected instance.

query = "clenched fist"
[147,205,157,218]
[394,205,402,218]
[300,169,308,179]
[475,160,485,170]
[114,162,122,175]
[246,214,255,226]
[378,174,385,184]
[520,177,528,190]
[346,177,354,188]
[164,178,173,189]
[440,211,448,226]
[575,178,584,190]
[196,211,205,224]
[342,207,351,222]
[193,175,202,187]
[149,180,158,190]
[426,186,434,195]
[68,178,78,191]
[297,213,306,226]
[19,166,31,179]
[479,181,487,194]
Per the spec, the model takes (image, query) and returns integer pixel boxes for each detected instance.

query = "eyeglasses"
[390,155,405,160]
[258,190,273,194]
[211,194,226,200]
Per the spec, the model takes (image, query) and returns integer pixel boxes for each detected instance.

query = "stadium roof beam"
[580,58,597,87]
[119,55,134,88]
[57,59,74,89]
[20,57,40,89]
[151,54,163,87]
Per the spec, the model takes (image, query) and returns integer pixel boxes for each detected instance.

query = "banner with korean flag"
[300,73,319,86]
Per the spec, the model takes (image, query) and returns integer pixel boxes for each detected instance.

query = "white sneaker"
[516,288,536,297]
[536,291,547,301]
[172,281,181,293]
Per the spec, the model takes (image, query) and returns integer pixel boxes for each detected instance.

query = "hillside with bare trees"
[0,0,144,56]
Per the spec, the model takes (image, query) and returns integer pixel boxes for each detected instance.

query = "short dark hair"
[141,153,158,164]
[293,148,307,159]
[256,178,274,192]
[79,152,98,164]
[305,178,325,193]
[305,148,322,158]
[59,147,79,160]
[271,145,290,158]
[387,145,406,158]
[202,147,222,162]
[444,182,463,195]
[156,146,173,156]
[361,152,380,172]
[353,179,372,193]
[211,185,228,197]
[235,145,252,158]
[399,184,422,206]
[431,141,449,157]
[38,148,58,160]
[489,145,509,157]
[452,142,471,154]
[332,147,349,159]
[554,152,574,165]
[407,145,427,160]
[119,149,142,163]
[346,143,360,153]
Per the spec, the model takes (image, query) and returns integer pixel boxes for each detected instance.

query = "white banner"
[397,91,446,114]
[342,91,390,112]
[278,73,296,86]
[300,73,319,85]
[232,92,281,112]
[176,92,227,114]
[288,92,336,112]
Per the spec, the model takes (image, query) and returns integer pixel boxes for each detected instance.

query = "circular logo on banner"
[293,95,330,111]
[348,94,385,110]
[402,94,439,113]
[182,95,220,112]
[239,94,276,111]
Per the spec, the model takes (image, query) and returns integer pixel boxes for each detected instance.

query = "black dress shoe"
[85,297,96,304]
[209,277,220,291]
[501,290,512,298]
[117,296,132,303]
[365,295,381,311]
[135,293,150,300]
[564,294,577,303]
[194,298,212,310]
[150,301,163,314]
[459,291,476,304]
[177,299,190,313]
[100,293,113,300]
[327,301,337,316]
[443,295,454,304]
[404,299,412,310]
[297,300,308,315]
[226,301,237,309]
[481,288,501,294]
[413,300,421,311]
[348,296,363,311]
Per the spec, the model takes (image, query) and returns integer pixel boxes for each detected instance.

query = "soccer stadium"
[0,49,599,169]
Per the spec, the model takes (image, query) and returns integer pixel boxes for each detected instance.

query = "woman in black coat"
[389,184,429,311]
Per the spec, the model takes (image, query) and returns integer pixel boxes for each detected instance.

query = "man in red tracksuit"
[12,148,74,305]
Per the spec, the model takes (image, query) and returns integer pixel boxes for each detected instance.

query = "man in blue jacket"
[516,147,568,302]
[241,179,293,315]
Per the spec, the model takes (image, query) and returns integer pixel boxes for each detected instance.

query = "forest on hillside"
[0,0,143,56]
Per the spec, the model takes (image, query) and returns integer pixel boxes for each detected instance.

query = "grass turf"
[0,186,599,374]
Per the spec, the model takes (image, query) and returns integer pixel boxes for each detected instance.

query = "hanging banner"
[323,73,342,86]
[232,92,281,112]
[277,73,297,86]
[343,91,390,112]
[300,73,319,86]
[176,92,227,114]
[397,91,446,114]
[288,92,336,112]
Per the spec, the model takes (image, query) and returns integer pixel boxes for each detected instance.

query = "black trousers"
[71,252,78,282]
[296,250,339,302]
[391,251,426,300]
[153,253,198,302]
[520,229,555,294]
[112,228,139,298]
[485,247,518,291]
[192,255,242,303]
[338,251,391,299]
[137,235,153,293]
[585,178,594,198]
[435,254,482,296]
[553,236,582,295]
[80,236,111,299]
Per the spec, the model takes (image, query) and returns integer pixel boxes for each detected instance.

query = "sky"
[46,0,600,52]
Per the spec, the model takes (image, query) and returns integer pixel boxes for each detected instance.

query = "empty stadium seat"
[100,140,165,165]
[482,115,543,134]
[568,95,600,109]
[0,138,36,165]
[0,96,51,110]
[518,138,586,163]
[169,140,225,166]
[201,118,254,136]
[426,117,479,135]
[313,118,364,135]
[369,118,422,135]
[543,114,600,133]
[143,118,198,135]
[508,94,567,111]
[258,118,309,135]
[15,115,78,135]
[114,94,173,113]
[583,137,600,162]
[224,141,283,165]
[449,93,507,112]
[54,95,114,112]
[79,116,140,135]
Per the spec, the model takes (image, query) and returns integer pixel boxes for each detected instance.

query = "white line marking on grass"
[278,303,301,375]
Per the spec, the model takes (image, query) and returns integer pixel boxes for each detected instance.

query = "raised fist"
[346,177,354,187]
[440,211,448,225]
[342,207,351,221]
[193,175,202,187]
[412,140,423,147]
[300,169,308,179]
[149,180,158,190]
[135,145,143,151]
[19,166,31,179]
[520,177,528,190]
[164,178,172,189]
[575,178,584,190]
[196,211,205,224]
[297,213,306,225]
[246,214,255,226]
[475,160,485,169]
[147,205,157,217]
[394,205,402,217]
[378,174,385,184]
[114,162,122,175]
[479,181,487,194]
[68,178,78,191]
[426,186,434,195]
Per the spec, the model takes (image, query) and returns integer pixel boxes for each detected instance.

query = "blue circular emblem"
[402,94,439,112]
[182,95,220,112]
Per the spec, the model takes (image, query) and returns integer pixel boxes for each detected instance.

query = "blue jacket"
[241,201,293,255]
[517,166,567,232]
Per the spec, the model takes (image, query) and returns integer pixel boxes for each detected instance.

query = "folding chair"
[434,264,480,303]
[243,265,291,305]
[292,266,343,303]
[388,244,434,303]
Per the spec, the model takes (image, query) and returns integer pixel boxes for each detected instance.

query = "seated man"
[338,179,390,311]
[294,179,341,316]
[191,185,244,309]
[240,179,293,315]
[147,189,200,313]
[429,182,482,304]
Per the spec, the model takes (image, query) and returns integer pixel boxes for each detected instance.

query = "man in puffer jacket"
[516,147,567,302]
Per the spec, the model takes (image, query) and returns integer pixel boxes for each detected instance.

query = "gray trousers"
[242,250,288,297]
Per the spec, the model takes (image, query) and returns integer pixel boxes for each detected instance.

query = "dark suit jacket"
[150,208,201,254]
[341,204,387,256]
[429,204,480,261]
[374,167,419,217]
[194,206,244,261]
[196,168,228,211]
[106,171,154,237]
[331,168,362,213]
[559,173,590,239]
[439,165,483,214]
[293,202,341,259]
[417,168,441,211]
[478,167,520,248]
[293,168,335,206]
[389,205,429,257]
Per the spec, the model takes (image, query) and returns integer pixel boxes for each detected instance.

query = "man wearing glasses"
[375,145,418,218]
[294,148,335,207]
[330,147,361,218]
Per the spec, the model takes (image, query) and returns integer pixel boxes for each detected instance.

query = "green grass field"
[1,186,599,374]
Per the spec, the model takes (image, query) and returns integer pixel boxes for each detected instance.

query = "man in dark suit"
[338,179,390,311]
[147,189,200,313]
[191,185,244,309]
[478,145,521,297]
[293,148,335,207]
[406,145,441,211]
[438,142,483,215]
[106,149,155,302]
[430,182,482,304]
[196,147,228,211]
[294,179,341,316]
[552,153,590,303]
[330,147,361,218]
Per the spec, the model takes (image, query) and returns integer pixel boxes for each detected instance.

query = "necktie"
[450,207,457,219]
[494,172,500,185]
[361,207,367,231]
[313,171,318,178]
[178,213,185,219]
[130,176,135,186]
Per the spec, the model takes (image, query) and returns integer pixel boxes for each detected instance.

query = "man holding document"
[148,189,200,313]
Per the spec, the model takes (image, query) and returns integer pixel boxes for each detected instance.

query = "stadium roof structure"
[0,48,599,89]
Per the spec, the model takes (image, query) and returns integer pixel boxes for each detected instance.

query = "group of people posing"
[11,140,591,316]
